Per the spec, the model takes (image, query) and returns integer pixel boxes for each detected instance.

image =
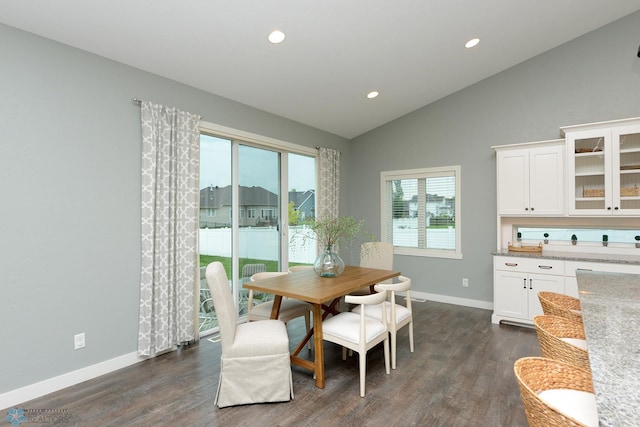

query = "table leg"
[312,303,325,388]
[269,295,283,319]
[290,298,342,388]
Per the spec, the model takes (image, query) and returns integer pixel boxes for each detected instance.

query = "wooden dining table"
[243,265,400,388]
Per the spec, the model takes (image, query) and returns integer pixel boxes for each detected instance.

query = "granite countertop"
[492,250,640,265]
[576,270,640,427]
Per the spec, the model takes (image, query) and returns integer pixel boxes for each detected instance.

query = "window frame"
[380,165,462,259]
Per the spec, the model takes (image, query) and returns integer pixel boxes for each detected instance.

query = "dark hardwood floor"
[10,300,540,426]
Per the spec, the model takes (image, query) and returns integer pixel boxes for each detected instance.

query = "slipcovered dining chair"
[248,271,312,348]
[205,262,294,408]
[533,315,590,373]
[288,265,313,272]
[198,266,217,332]
[538,291,583,324]
[514,357,598,427]
[350,241,395,297]
[322,290,390,397]
[352,275,413,369]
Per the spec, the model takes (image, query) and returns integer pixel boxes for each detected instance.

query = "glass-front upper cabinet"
[614,127,640,212]
[563,118,640,216]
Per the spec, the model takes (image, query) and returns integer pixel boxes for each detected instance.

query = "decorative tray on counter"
[507,243,543,253]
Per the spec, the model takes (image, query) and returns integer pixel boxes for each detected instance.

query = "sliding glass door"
[237,145,281,313]
[198,132,316,334]
[199,135,233,332]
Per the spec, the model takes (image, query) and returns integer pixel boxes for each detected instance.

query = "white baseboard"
[0,351,142,410]
[409,290,494,311]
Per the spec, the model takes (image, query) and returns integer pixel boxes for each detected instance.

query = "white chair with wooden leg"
[205,262,293,408]
[353,275,413,369]
[322,290,390,397]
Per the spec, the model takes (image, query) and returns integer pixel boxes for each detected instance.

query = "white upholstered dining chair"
[288,265,313,272]
[248,272,312,348]
[353,275,414,369]
[350,241,395,296]
[360,241,394,271]
[322,290,390,397]
[205,262,294,408]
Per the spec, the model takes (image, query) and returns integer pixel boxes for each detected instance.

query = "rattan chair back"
[534,315,590,373]
[538,291,583,324]
[514,357,595,427]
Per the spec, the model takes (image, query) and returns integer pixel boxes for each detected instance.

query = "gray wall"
[0,23,349,394]
[348,11,640,304]
[2,10,640,397]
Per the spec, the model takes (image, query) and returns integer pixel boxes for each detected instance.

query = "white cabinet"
[492,256,565,325]
[494,140,564,216]
[563,118,640,216]
[494,255,640,325]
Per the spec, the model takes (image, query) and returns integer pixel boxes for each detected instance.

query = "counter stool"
[514,357,598,427]
[533,315,590,373]
[538,291,583,324]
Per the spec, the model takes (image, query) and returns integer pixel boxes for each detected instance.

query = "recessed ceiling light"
[268,30,286,44]
[465,38,480,49]
[366,91,379,99]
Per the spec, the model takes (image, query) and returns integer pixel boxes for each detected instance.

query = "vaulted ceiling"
[2,1,639,139]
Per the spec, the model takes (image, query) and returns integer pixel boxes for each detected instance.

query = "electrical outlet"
[462,278,469,287]
[74,333,86,350]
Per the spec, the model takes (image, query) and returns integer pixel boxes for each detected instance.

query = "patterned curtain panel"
[138,101,201,357]
[317,147,340,219]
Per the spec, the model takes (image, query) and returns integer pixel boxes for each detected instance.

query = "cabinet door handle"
[529,278,533,290]
[523,278,527,289]
[530,207,534,211]
[524,207,529,211]
[538,265,553,270]
[505,262,518,267]
[607,206,612,210]
[614,206,619,210]
[576,268,592,272]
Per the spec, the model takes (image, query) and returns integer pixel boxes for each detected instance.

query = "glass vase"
[313,245,345,278]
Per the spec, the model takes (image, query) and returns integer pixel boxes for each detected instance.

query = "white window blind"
[381,166,462,259]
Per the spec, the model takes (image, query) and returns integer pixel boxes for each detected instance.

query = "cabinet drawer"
[494,256,565,275]
[565,261,640,277]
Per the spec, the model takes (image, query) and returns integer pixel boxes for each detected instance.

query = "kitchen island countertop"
[576,270,640,426]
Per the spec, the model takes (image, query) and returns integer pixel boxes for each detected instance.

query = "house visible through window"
[261,209,276,219]
[381,166,462,259]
